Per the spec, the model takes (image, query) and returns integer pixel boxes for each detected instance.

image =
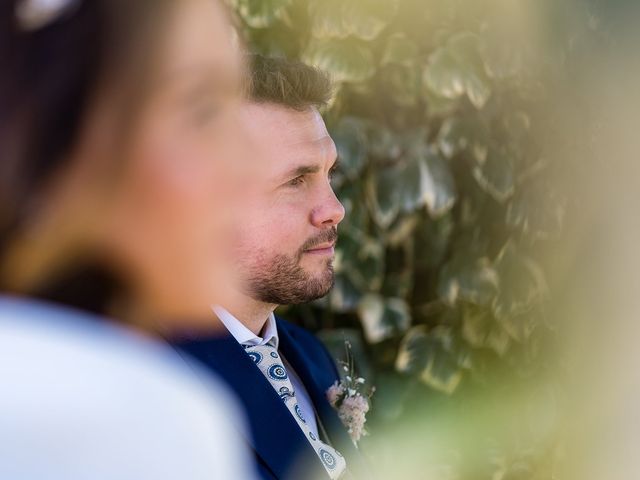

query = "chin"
[303,263,333,281]
[308,269,335,293]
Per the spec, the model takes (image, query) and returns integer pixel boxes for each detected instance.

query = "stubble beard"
[242,227,338,305]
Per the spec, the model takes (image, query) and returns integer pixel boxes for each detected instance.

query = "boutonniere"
[326,341,375,445]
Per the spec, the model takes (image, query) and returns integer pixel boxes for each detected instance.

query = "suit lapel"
[175,334,324,479]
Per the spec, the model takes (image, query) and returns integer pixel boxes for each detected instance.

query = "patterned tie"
[244,343,347,479]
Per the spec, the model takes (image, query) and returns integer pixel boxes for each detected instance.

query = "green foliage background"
[231,0,598,478]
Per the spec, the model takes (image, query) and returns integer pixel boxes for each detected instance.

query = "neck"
[221,294,277,336]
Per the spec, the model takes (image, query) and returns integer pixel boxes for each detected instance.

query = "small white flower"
[326,340,375,445]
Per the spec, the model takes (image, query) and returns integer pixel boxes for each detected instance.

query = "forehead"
[160,0,242,89]
[239,103,335,169]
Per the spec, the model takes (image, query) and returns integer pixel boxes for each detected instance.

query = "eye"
[328,163,340,181]
[287,175,305,187]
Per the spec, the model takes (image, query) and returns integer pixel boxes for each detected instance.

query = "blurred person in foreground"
[0,0,255,478]
[175,55,368,480]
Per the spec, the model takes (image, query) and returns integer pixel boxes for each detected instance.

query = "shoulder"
[0,297,252,480]
[276,316,322,347]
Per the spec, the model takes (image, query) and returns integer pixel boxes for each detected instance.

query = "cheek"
[105,122,234,279]
[236,199,309,262]
[136,142,218,235]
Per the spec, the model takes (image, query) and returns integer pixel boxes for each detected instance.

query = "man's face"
[233,102,345,305]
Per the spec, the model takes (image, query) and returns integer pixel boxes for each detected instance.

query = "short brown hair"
[248,54,332,111]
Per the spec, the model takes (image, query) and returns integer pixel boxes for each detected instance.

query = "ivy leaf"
[303,39,375,83]
[335,229,385,292]
[380,64,422,107]
[437,255,499,306]
[423,88,459,117]
[329,273,363,313]
[357,293,411,344]
[330,117,368,181]
[365,124,402,161]
[368,141,455,226]
[496,309,539,343]
[367,164,402,229]
[396,326,463,394]
[382,33,420,67]
[492,242,548,320]
[506,184,565,241]
[233,0,292,28]
[317,329,372,381]
[414,214,454,270]
[423,48,465,98]
[472,147,515,203]
[310,0,397,41]
[461,307,511,357]
[335,182,368,233]
[423,32,492,109]
[437,116,489,162]
[419,149,457,217]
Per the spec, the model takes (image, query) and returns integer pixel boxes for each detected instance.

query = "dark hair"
[0,0,175,306]
[248,54,332,111]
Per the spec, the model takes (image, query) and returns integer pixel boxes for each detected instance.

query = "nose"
[310,185,345,228]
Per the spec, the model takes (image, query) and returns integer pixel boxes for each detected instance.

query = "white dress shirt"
[214,306,320,438]
[0,297,255,480]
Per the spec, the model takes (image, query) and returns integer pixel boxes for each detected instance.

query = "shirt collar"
[213,306,279,348]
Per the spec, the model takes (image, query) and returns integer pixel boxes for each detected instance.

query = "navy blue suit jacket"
[173,317,364,480]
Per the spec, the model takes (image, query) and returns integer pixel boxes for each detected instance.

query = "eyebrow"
[283,157,340,181]
[287,164,321,178]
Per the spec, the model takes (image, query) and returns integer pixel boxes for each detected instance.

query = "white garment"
[0,297,255,480]
[214,306,320,438]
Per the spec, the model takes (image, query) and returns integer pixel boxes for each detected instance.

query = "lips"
[304,241,336,254]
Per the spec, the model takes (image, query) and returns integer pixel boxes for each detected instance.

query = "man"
[174,55,364,480]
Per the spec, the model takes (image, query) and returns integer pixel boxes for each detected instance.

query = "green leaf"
[506,185,565,241]
[496,310,539,343]
[472,147,515,203]
[335,229,385,292]
[329,273,362,313]
[365,124,402,161]
[448,33,492,108]
[368,140,455,225]
[414,214,454,270]
[492,242,548,320]
[303,39,376,83]
[310,0,397,41]
[396,326,463,394]
[418,148,457,217]
[461,307,511,357]
[380,64,422,107]
[422,32,492,109]
[436,116,489,162]
[357,293,411,344]
[423,48,466,98]
[381,33,420,67]
[423,88,459,117]
[330,117,368,180]
[335,181,368,233]
[367,165,402,229]
[437,255,499,306]
[233,0,292,28]
[316,329,372,381]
